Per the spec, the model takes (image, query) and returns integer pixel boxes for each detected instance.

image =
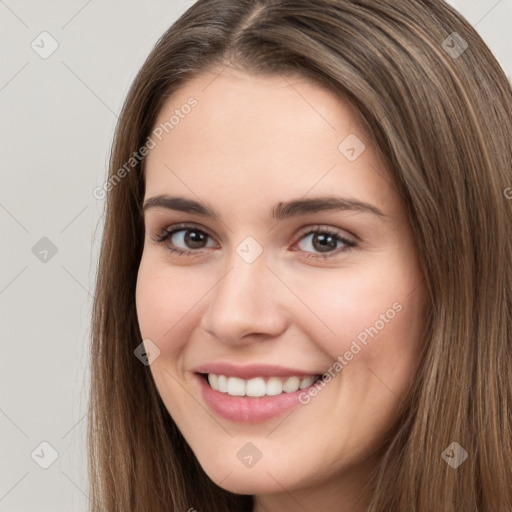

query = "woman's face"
[136,68,427,509]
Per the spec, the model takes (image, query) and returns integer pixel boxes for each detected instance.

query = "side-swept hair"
[89,1,512,510]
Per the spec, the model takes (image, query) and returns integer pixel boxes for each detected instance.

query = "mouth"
[201,373,321,397]
[193,364,326,423]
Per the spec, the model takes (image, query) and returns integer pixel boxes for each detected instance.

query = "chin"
[208,467,289,495]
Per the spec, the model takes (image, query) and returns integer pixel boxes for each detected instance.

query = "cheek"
[135,258,207,419]
[287,269,426,454]
[135,256,204,359]
[287,260,427,388]
[289,264,409,334]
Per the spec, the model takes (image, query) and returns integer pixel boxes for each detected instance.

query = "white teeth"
[266,377,283,396]
[206,374,318,397]
[217,374,228,393]
[299,375,316,389]
[282,376,301,393]
[245,377,266,397]
[226,377,245,396]
[207,374,218,389]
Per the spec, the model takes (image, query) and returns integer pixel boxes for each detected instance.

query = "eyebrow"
[142,195,385,220]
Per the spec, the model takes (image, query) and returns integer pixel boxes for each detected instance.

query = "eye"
[154,224,216,255]
[294,227,356,258]
[153,223,356,259]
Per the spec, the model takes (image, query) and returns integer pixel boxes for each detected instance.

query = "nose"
[199,250,288,346]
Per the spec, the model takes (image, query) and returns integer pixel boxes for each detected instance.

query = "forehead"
[144,67,398,220]
[150,67,366,151]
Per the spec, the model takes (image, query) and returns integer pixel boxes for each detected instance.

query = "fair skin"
[136,67,427,511]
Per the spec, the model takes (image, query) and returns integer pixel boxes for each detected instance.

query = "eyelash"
[153,223,356,260]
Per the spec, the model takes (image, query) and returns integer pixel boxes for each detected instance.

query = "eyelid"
[153,222,356,257]
[294,224,356,243]
[156,222,355,242]
[155,222,216,242]
[153,222,218,253]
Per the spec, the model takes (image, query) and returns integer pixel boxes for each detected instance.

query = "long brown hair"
[88,1,512,510]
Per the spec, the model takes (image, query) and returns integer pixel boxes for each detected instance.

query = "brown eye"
[180,229,209,249]
[155,225,216,254]
[296,228,355,257]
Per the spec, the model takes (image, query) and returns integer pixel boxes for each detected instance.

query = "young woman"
[88,1,512,510]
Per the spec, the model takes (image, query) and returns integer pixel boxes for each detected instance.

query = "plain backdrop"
[0,1,510,510]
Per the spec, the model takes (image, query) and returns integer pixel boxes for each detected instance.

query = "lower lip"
[197,375,312,423]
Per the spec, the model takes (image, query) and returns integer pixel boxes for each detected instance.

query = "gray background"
[0,1,510,510]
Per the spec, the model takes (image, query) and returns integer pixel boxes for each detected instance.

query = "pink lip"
[194,362,320,379]
[193,363,323,423]
[196,374,314,423]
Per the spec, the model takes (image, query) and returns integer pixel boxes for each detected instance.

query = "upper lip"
[194,362,321,379]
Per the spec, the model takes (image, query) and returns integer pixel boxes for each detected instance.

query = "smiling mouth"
[200,373,322,397]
